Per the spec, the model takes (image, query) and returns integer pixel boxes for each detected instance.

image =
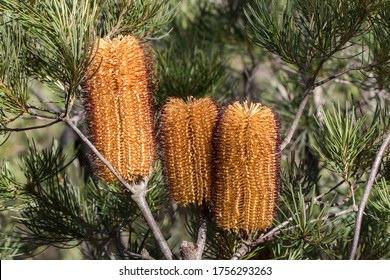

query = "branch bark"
[3,119,61,132]
[62,116,136,193]
[281,90,311,151]
[132,186,173,260]
[231,219,291,260]
[313,62,379,88]
[62,116,173,260]
[195,215,207,260]
[349,131,390,260]
[180,213,208,260]
[124,248,155,260]
[231,206,356,260]
[281,63,380,151]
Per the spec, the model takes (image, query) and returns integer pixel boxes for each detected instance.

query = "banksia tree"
[159,97,219,206]
[213,101,281,233]
[2,0,390,263]
[84,36,157,183]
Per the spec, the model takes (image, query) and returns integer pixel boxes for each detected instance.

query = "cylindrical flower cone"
[159,97,219,206]
[84,36,156,182]
[213,101,281,233]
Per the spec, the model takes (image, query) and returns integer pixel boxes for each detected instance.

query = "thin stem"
[348,180,357,210]
[349,131,390,260]
[26,104,61,116]
[3,111,24,123]
[312,179,345,202]
[30,87,60,113]
[132,190,173,260]
[313,62,379,88]
[231,207,356,260]
[27,108,59,120]
[106,0,133,38]
[63,83,74,118]
[281,207,356,233]
[3,119,61,132]
[243,47,261,102]
[62,116,136,193]
[62,116,173,260]
[231,218,292,260]
[123,248,155,260]
[251,219,292,248]
[281,90,311,151]
[195,214,207,260]
[281,62,381,151]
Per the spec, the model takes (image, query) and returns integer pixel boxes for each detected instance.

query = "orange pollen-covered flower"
[212,101,281,233]
[159,97,219,206]
[84,35,157,183]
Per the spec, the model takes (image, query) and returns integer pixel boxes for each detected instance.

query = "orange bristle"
[85,36,156,182]
[159,97,219,206]
[213,101,281,233]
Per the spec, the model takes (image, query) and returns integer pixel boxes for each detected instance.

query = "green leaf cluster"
[96,0,175,38]
[1,0,390,260]
[1,0,98,95]
[312,103,378,179]
[273,184,347,259]
[245,0,390,84]
[356,180,390,259]
[156,27,227,105]
[0,141,172,259]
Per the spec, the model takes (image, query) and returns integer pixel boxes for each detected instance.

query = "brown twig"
[62,116,173,260]
[281,63,380,151]
[106,0,133,38]
[26,107,60,120]
[3,119,61,132]
[3,111,24,123]
[311,180,345,203]
[281,207,356,234]
[131,184,173,260]
[195,214,207,260]
[349,131,390,260]
[30,86,60,113]
[281,90,311,151]
[62,116,136,192]
[124,248,155,260]
[26,104,61,116]
[231,219,291,260]
[313,62,379,88]
[231,207,356,260]
[180,209,208,260]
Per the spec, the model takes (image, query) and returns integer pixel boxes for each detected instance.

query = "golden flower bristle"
[160,97,219,206]
[85,35,156,182]
[213,101,281,233]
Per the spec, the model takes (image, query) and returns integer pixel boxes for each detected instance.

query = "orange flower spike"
[213,101,281,233]
[85,36,157,183]
[160,97,219,206]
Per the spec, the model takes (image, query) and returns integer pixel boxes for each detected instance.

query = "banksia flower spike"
[84,36,157,183]
[213,101,281,233]
[160,97,219,206]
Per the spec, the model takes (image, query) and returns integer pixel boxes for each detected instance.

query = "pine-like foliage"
[1,0,390,261]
